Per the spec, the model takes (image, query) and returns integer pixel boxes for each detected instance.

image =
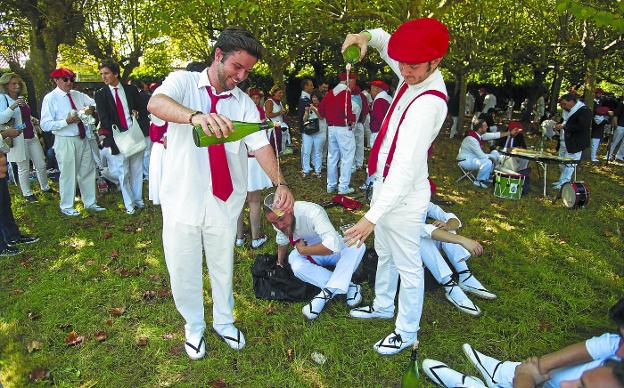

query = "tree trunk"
[25,28,61,115]
[549,59,562,116]
[581,56,600,160]
[456,70,468,137]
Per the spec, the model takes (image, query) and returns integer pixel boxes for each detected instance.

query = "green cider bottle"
[193,119,276,147]
[342,44,361,64]
[401,343,422,388]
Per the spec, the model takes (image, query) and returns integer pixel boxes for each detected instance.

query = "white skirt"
[148,142,166,204]
[247,156,272,192]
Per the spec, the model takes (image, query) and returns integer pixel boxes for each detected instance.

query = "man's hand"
[1,128,21,138]
[294,239,307,255]
[66,113,81,124]
[514,357,549,388]
[432,220,449,230]
[458,236,483,257]
[343,217,374,248]
[191,112,234,139]
[341,33,370,62]
[273,185,294,214]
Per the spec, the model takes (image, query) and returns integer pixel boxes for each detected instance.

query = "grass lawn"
[1,125,623,387]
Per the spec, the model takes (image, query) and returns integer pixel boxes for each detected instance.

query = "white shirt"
[154,69,268,227]
[41,87,95,137]
[483,93,497,112]
[457,132,501,161]
[374,90,392,105]
[364,28,448,224]
[421,202,461,238]
[0,94,21,127]
[108,84,133,126]
[273,201,343,254]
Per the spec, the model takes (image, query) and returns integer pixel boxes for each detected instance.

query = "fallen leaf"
[105,319,113,326]
[143,290,156,300]
[157,289,171,298]
[95,331,108,342]
[136,336,148,347]
[111,249,119,258]
[148,274,160,281]
[64,331,84,346]
[208,379,228,388]
[169,344,183,355]
[118,268,130,277]
[265,305,275,315]
[287,348,294,362]
[10,288,22,295]
[85,259,96,266]
[19,260,31,268]
[103,231,112,239]
[27,311,41,320]
[162,333,174,340]
[26,340,43,353]
[131,266,146,276]
[109,307,126,316]
[28,367,51,382]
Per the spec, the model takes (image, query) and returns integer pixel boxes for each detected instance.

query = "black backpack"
[251,254,320,301]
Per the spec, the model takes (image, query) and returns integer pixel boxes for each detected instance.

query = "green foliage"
[130,45,174,82]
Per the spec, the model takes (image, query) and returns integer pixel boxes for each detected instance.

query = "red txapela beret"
[370,80,389,90]
[388,18,449,64]
[49,68,75,79]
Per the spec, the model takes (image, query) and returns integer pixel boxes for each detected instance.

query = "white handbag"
[112,117,146,157]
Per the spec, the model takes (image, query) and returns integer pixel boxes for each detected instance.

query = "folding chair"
[456,159,476,183]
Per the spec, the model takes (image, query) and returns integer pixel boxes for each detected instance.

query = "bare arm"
[430,229,483,257]
[254,145,294,213]
[432,217,461,231]
[295,240,333,257]
[537,342,592,375]
[277,244,289,266]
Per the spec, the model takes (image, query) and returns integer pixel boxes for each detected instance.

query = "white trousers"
[421,239,471,282]
[369,132,379,149]
[609,126,624,159]
[591,138,600,161]
[327,125,355,191]
[54,136,96,210]
[353,122,365,168]
[148,143,165,204]
[289,244,365,295]
[301,132,323,174]
[459,157,493,181]
[450,116,459,138]
[371,182,430,337]
[143,136,152,178]
[87,138,103,169]
[16,137,49,196]
[101,148,144,211]
[555,150,581,186]
[162,211,237,338]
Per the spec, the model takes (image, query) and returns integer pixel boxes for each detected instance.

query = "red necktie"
[114,87,128,129]
[288,235,318,265]
[66,93,86,139]
[206,86,233,201]
[367,82,409,176]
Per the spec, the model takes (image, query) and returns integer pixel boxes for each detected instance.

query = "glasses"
[61,77,75,83]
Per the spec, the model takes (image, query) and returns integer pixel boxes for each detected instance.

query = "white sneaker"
[338,187,355,195]
[443,279,481,316]
[184,336,206,360]
[373,331,416,355]
[126,208,136,215]
[86,204,106,212]
[251,235,268,249]
[60,208,80,217]
[422,358,486,387]
[349,305,394,319]
[235,238,245,247]
[346,283,362,307]
[214,324,245,350]
[473,181,487,189]
[327,187,337,194]
[302,288,333,320]
[462,343,503,388]
[458,271,497,299]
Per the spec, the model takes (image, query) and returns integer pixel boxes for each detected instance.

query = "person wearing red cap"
[147,27,293,360]
[318,71,358,194]
[591,106,610,162]
[340,18,450,355]
[40,67,105,216]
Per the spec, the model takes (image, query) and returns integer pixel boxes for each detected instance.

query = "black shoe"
[24,195,38,203]
[42,188,57,194]
[8,235,40,246]
[0,246,21,256]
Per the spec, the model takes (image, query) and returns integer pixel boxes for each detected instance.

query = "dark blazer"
[495,132,527,149]
[94,84,149,155]
[564,105,592,154]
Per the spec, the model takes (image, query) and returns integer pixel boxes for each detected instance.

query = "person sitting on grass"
[265,199,365,320]
[457,117,509,188]
[420,202,495,316]
[420,297,624,388]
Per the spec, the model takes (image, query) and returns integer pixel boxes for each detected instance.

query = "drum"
[494,170,525,200]
[561,181,589,208]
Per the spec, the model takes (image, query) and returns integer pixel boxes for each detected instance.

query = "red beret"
[370,80,389,91]
[596,106,609,115]
[388,18,449,64]
[338,72,358,81]
[149,82,159,92]
[508,121,523,130]
[49,68,75,79]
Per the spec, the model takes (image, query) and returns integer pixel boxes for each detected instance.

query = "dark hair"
[613,360,624,387]
[472,118,486,131]
[300,78,313,90]
[98,60,121,76]
[311,90,323,101]
[609,298,624,327]
[186,61,207,72]
[131,79,145,89]
[560,93,578,102]
[212,27,264,61]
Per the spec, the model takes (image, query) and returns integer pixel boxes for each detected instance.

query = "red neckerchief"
[468,130,485,147]
[288,234,318,265]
